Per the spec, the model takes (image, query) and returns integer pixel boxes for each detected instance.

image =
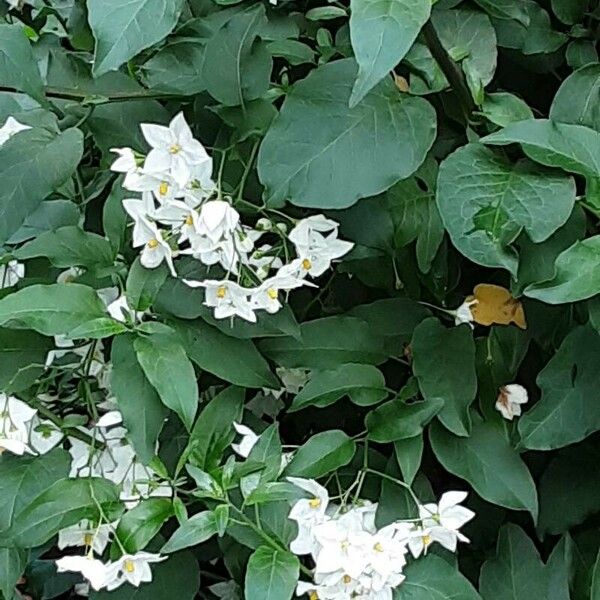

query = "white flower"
[184,279,256,323]
[289,215,343,251]
[96,411,123,428]
[312,512,371,579]
[57,266,84,284]
[250,273,309,314]
[364,525,407,584]
[453,299,477,326]
[107,295,143,324]
[107,553,167,590]
[182,160,216,205]
[29,417,63,454]
[0,116,31,146]
[56,556,112,591]
[123,170,182,204]
[197,200,240,244]
[110,147,137,173]
[133,219,176,276]
[153,200,200,244]
[0,260,24,289]
[232,422,259,458]
[0,394,36,455]
[58,520,112,555]
[142,112,211,187]
[496,383,528,420]
[288,477,330,555]
[418,491,474,553]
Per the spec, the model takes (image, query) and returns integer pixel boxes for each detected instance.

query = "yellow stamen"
[422,534,432,546]
[343,575,352,584]
[84,533,94,546]
[374,542,384,552]
[184,214,194,226]
[308,497,321,509]
[147,238,159,249]
[124,559,135,573]
[159,181,169,196]
[216,286,227,299]
[341,541,349,551]
[168,143,182,154]
[267,288,278,300]
[302,258,312,271]
[309,593,319,600]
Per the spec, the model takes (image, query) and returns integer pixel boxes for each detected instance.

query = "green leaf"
[394,435,423,485]
[141,41,206,95]
[516,205,586,293]
[0,24,45,104]
[8,478,122,548]
[431,9,497,103]
[550,63,600,132]
[483,119,600,178]
[394,554,481,599]
[0,283,107,336]
[14,225,115,270]
[479,524,549,600]
[202,5,272,107]
[245,546,299,600]
[0,329,54,392]
[267,40,314,66]
[566,40,598,70]
[0,547,27,600]
[349,0,432,105]
[67,317,128,340]
[91,551,199,600]
[0,127,83,245]
[412,318,477,436]
[172,318,279,389]
[367,398,444,442]
[518,325,600,450]
[538,441,600,536]
[290,364,386,412]
[246,424,283,485]
[552,0,588,24]
[161,510,218,553]
[126,257,168,312]
[284,430,356,478]
[473,0,530,24]
[259,316,387,369]
[189,386,244,473]
[437,143,576,275]
[430,417,539,520]
[7,200,80,245]
[117,499,174,553]
[592,547,600,600]
[258,58,436,209]
[134,332,199,431]
[481,92,534,128]
[110,334,167,464]
[525,234,600,303]
[0,449,70,533]
[490,0,566,56]
[88,0,186,76]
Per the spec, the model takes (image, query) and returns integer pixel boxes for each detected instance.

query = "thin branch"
[422,20,476,120]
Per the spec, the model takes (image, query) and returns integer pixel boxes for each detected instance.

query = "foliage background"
[0,0,599,598]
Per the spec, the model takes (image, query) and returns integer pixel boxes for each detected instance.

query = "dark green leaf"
[258,58,436,208]
[284,430,356,478]
[117,499,174,553]
[245,546,299,600]
[162,510,217,553]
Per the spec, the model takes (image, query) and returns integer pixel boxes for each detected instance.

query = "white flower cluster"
[288,478,474,600]
[111,112,353,322]
[56,410,170,593]
[0,393,62,456]
[56,551,165,592]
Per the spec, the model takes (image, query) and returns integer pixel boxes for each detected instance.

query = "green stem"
[363,468,421,509]
[28,398,104,448]
[228,504,312,577]
[422,20,476,120]
[236,140,260,202]
[0,85,182,105]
